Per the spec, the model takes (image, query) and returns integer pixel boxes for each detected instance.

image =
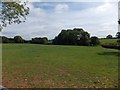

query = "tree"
[31,37,48,44]
[42,37,48,44]
[90,36,100,46]
[0,36,1,43]
[117,39,120,45]
[53,28,90,46]
[106,35,113,39]
[116,32,120,38]
[14,36,24,43]
[0,2,29,31]
[118,19,120,24]
[8,38,14,43]
[1,36,9,43]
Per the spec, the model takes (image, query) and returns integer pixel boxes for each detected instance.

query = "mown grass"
[100,39,118,45]
[2,44,118,88]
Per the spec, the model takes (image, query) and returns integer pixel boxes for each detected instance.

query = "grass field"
[100,39,118,45]
[2,44,118,88]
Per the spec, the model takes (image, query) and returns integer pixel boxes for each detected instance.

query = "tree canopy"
[0,2,29,31]
[14,35,24,43]
[90,36,100,46]
[118,19,120,24]
[32,37,48,44]
[106,34,113,39]
[116,32,120,38]
[53,28,90,46]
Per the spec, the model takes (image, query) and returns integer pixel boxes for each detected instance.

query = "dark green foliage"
[1,36,9,43]
[101,44,120,50]
[24,40,31,43]
[106,35,113,39]
[118,19,120,24]
[46,40,53,45]
[32,37,48,44]
[0,36,14,43]
[53,28,90,46]
[0,2,29,31]
[90,36,100,46]
[100,38,120,50]
[14,36,24,43]
[117,39,120,46]
[0,36,1,43]
[7,38,14,43]
[116,32,120,38]
[0,36,48,44]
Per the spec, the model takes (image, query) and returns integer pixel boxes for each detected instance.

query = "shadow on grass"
[97,51,120,57]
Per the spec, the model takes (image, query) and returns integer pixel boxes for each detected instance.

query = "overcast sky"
[2,1,118,40]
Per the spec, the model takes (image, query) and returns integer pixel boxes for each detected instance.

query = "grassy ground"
[100,39,118,45]
[2,44,118,88]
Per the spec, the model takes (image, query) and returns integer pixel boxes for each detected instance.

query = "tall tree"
[14,36,24,43]
[116,32,120,38]
[118,19,120,24]
[90,36,100,46]
[106,35,113,39]
[0,2,29,31]
[53,28,90,46]
[31,37,48,44]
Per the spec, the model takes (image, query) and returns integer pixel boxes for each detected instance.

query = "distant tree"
[14,36,24,43]
[0,36,1,43]
[42,37,48,44]
[117,39,120,44]
[106,35,113,39]
[90,36,100,46]
[8,38,14,43]
[53,28,90,46]
[32,38,39,44]
[0,2,29,31]
[116,32,120,38]
[118,19,120,24]
[2,36,9,43]
[31,37,48,44]
[24,40,31,43]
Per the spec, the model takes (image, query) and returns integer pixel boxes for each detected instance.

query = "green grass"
[2,44,118,88]
[100,39,118,45]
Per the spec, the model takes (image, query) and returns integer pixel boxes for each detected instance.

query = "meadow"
[2,44,118,88]
[100,38,118,45]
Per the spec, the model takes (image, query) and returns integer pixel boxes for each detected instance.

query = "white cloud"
[27,3,46,17]
[54,4,69,13]
[28,0,42,2]
[1,0,119,2]
[36,0,119,2]
[2,2,118,39]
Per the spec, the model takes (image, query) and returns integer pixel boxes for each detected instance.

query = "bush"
[101,44,120,50]
[90,36,100,46]
[53,28,90,46]
[106,35,113,39]
[31,37,48,44]
[14,36,24,43]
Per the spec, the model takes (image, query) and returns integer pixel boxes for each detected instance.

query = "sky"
[1,0,119,40]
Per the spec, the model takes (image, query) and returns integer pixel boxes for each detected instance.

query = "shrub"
[90,36,100,46]
[101,44,120,50]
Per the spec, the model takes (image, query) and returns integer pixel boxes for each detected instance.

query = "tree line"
[1,28,120,46]
[0,36,49,44]
[53,28,99,46]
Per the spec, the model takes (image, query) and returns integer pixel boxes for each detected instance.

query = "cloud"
[1,0,119,2]
[31,0,119,2]
[29,0,42,2]
[54,4,69,13]
[2,2,118,40]
[27,3,46,17]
